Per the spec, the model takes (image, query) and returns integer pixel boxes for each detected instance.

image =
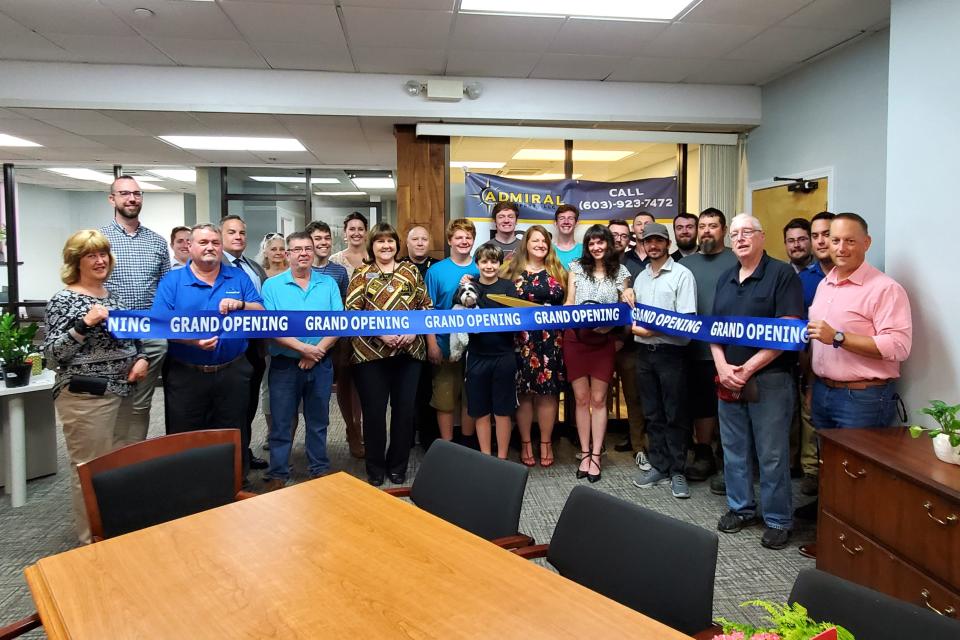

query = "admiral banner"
[464,173,678,222]
[108,304,809,351]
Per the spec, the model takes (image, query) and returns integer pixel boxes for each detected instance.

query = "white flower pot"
[932,433,960,466]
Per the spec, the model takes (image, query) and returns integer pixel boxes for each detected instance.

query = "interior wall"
[885,0,960,421]
[747,30,890,268]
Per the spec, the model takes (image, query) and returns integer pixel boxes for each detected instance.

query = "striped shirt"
[345,261,432,363]
[100,219,170,310]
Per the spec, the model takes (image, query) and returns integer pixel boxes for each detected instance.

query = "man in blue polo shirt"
[153,223,264,452]
[261,232,342,491]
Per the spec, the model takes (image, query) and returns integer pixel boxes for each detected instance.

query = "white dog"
[448,280,479,361]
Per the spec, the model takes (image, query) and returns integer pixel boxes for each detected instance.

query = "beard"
[115,204,141,219]
[700,237,719,253]
[676,236,697,252]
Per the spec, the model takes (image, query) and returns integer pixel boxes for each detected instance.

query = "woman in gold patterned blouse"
[346,222,432,486]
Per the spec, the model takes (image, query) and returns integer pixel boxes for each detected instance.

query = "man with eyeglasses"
[712,213,804,550]
[783,218,814,273]
[100,175,171,446]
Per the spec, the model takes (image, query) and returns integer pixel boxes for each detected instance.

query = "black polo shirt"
[712,252,803,372]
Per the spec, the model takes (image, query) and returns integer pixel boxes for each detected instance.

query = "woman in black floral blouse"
[43,229,148,544]
[501,225,567,468]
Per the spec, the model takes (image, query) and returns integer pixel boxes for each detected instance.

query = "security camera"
[787,180,819,194]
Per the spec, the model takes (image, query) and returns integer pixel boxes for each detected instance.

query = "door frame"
[748,165,835,214]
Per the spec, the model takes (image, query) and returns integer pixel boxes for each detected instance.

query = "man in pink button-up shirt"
[806,213,912,429]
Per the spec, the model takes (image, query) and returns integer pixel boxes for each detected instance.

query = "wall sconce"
[403,80,483,101]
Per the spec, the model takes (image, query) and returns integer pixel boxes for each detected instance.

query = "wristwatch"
[832,330,845,349]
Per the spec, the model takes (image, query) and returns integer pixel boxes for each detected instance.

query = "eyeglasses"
[610,232,630,240]
[287,246,313,254]
[113,190,144,199]
[729,228,759,239]
[263,232,283,240]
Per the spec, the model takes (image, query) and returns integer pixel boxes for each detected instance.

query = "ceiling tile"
[176,149,264,164]
[339,0,454,8]
[450,14,563,53]
[8,108,147,136]
[351,46,445,74]
[683,57,798,85]
[530,53,627,81]
[188,113,291,137]
[0,13,75,61]
[253,41,355,72]
[146,38,268,68]
[547,18,668,56]
[358,118,397,142]
[15,131,110,149]
[220,2,345,44]
[275,115,366,143]
[251,150,319,164]
[446,49,541,78]
[44,33,174,65]
[0,0,137,36]
[726,26,862,62]
[606,57,709,83]
[641,22,764,58]
[681,0,810,26]
[342,6,453,49]
[98,111,206,135]
[781,0,890,30]
[101,0,242,40]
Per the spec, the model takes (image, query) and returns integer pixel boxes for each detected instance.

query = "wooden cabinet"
[818,428,960,620]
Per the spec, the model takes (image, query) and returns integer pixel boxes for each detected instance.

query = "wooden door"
[751,177,829,262]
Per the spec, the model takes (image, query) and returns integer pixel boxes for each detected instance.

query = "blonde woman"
[259,232,288,278]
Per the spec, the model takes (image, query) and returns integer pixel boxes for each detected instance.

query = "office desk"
[1,369,55,507]
[26,472,691,639]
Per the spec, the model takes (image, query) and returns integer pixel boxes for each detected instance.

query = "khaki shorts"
[430,359,465,413]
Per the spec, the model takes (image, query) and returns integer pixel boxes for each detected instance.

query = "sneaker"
[800,473,819,496]
[632,467,669,488]
[635,450,652,471]
[717,510,760,533]
[709,474,726,496]
[685,444,716,481]
[761,526,791,550]
[671,474,690,499]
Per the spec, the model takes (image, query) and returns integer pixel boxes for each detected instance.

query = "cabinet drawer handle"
[841,460,866,479]
[924,501,959,526]
[838,533,863,556]
[920,589,957,617]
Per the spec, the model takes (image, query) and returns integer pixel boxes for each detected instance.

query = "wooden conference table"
[26,472,691,639]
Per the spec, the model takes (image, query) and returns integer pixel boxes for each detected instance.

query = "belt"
[172,354,243,374]
[820,377,892,390]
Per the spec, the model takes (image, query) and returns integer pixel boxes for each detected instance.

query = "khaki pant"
[119,339,166,447]
[614,347,646,451]
[56,389,134,544]
[800,402,818,476]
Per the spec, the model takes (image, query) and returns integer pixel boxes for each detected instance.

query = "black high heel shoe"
[576,451,591,479]
[587,453,602,483]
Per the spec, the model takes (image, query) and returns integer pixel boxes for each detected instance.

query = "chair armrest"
[384,487,411,497]
[0,612,41,639]
[691,623,723,640]
[235,491,258,500]
[511,544,549,560]
[490,534,535,550]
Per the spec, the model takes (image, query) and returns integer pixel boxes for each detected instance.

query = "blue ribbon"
[107,304,808,350]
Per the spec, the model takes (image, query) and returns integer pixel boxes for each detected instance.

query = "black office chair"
[386,439,533,549]
[78,429,255,541]
[514,485,718,636]
[789,569,960,640]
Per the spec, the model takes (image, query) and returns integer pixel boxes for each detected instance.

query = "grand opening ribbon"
[108,304,808,351]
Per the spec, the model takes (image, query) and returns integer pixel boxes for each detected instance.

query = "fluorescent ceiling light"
[450,161,506,169]
[351,177,395,189]
[512,149,635,162]
[157,136,306,151]
[315,191,368,197]
[45,168,167,190]
[249,176,340,184]
[147,169,197,182]
[132,176,161,182]
[0,133,42,147]
[459,0,693,21]
[511,173,582,181]
[137,183,167,191]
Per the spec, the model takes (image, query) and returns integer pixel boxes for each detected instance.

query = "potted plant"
[0,312,39,388]
[909,400,960,466]
[713,600,854,640]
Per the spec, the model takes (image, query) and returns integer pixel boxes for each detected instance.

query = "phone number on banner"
[579,198,674,211]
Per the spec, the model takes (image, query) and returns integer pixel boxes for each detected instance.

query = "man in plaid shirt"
[100,175,170,445]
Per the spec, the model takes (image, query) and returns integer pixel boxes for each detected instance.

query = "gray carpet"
[1,390,814,636]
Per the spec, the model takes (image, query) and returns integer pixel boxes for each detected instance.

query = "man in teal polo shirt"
[153,223,264,456]
[261,231,342,491]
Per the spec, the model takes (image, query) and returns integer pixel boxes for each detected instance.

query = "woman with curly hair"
[564,224,631,482]
[502,225,567,468]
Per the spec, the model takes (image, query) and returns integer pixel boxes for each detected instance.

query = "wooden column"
[395,125,448,259]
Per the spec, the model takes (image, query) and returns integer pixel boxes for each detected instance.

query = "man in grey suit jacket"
[221,215,270,477]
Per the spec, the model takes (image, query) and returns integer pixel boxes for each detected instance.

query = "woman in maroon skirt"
[563,225,631,482]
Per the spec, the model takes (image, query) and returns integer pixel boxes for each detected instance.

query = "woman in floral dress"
[502,225,568,467]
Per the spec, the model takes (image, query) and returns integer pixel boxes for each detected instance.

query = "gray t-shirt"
[680,248,739,360]
[487,236,522,262]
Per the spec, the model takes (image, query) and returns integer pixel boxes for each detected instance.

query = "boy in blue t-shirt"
[464,243,518,458]
[425,218,480,443]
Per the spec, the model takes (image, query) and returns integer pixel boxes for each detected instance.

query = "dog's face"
[454,281,479,308]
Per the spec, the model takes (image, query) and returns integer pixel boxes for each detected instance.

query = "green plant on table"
[909,400,960,448]
[714,600,854,640]
[0,312,39,367]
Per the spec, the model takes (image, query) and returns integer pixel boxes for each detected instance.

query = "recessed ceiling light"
[157,136,306,152]
[0,133,42,147]
[249,176,340,184]
[147,169,197,182]
[351,177,395,189]
[45,168,167,190]
[512,149,635,162]
[314,191,368,197]
[460,0,694,21]
[510,173,582,181]
[450,161,506,169]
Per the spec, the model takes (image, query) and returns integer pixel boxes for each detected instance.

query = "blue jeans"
[718,369,795,530]
[811,379,896,429]
[267,355,333,479]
